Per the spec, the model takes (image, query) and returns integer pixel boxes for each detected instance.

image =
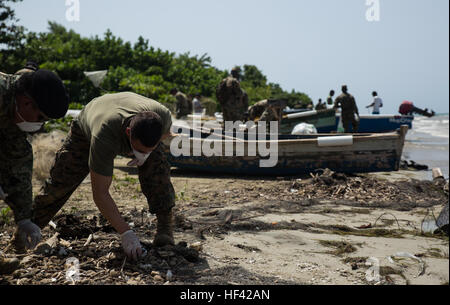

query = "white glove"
[121,230,143,261]
[17,219,42,249]
[0,185,7,200]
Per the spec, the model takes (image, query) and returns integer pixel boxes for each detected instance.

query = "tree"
[2,22,312,111]
[0,0,24,49]
[242,65,267,87]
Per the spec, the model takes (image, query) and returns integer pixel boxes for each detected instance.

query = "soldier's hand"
[16,219,42,249]
[121,230,143,261]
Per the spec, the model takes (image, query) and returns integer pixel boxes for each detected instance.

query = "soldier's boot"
[0,257,20,275]
[153,210,175,247]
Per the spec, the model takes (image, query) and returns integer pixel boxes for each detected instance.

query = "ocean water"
[403,114,449,180]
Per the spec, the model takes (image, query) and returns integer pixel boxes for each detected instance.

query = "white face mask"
[127,136,152,167]
[16,121,44,133]
[16,106,44,133]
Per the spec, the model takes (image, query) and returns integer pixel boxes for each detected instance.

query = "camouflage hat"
[231,66,241,73]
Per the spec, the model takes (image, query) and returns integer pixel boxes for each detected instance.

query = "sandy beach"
[1,153,448,285]
[1,115,449,285]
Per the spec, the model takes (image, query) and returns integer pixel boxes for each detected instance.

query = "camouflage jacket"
[334,93,359,116]
[216,76,243,103]
[216,76,249,122]
[175,92,191,118]
[248,99,268,121]
[0,72,34,222]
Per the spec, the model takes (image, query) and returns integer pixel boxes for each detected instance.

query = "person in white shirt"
[366,91,383,114]
[192,93,203,114]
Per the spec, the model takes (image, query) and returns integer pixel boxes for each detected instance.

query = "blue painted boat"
[166,125,409,176]
[335,114,414,133]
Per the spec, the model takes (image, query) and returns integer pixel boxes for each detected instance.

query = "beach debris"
[374,213,401,229]
[420,209,445,234]
[189,242,203,252]
[34,232,59,255]
[222,210,234,225]
[391,252,426,277]
[432,168,444,180]
[166,270,173,281]
[83,234,94,247]
[400,159,429,171]
[48,220,57,229]
[138,263,152,271]
[356,223,372,229]
[421,216,439,234]
[58,247,68,256]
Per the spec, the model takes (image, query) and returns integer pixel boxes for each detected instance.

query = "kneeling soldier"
[32,92,176,261]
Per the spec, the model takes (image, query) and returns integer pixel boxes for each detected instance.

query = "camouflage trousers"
[342,114,359,133]
[32,120,175,229]
[221,98,247,122]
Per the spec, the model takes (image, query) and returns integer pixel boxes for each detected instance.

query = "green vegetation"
[176,181,189,202]
[122,175,138,184]
[0,0,25,50]
[69,102,84,110]
[44,115,74,133]
[0,207,13,225]
[1,18,312,112]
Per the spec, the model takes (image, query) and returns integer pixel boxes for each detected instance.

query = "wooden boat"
[280,108,337,134]
[166,125,409,176]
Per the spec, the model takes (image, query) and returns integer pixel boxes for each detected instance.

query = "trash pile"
[289,168,448,207]
[0,213,201,285]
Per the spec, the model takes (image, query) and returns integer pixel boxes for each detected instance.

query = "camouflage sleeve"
[0,126,33,222]
[229,78,242,96]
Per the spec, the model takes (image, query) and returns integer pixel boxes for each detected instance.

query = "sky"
[11,0,450,114]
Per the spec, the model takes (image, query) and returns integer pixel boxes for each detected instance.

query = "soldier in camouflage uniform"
[334,85,360,133]
[171,88,191,119]
[258,99,286,133]
[216,67,249,123]
[0,69,69,273]
[248,99,269,121]
[33,92,176,261]
[315,99,326,110]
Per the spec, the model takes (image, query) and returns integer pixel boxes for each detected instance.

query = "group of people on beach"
[0,61,437,276]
